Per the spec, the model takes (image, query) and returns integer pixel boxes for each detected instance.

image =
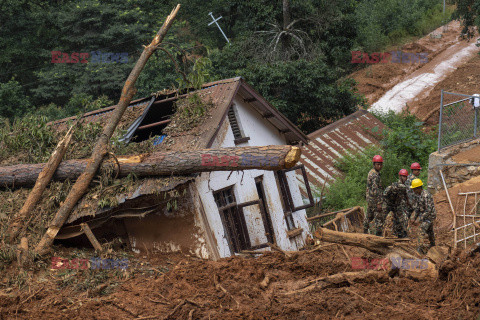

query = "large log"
[314,227,421,259]
[0,145,301,188]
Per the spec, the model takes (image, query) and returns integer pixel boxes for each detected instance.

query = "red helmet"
[399,169,408,176]
[373,155,383,163]
[410,162,422,170]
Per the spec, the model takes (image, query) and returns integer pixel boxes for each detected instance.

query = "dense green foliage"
[454,0,480,38]
[1,0,450,133]
[355,0,452,51]
[320,111,436,210]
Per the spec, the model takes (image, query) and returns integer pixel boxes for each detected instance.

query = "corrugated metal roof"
[298,110,385,194]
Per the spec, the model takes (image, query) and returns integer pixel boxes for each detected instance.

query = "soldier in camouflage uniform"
[383,169,412,238]
[405,162,421,219]
[364,155,384,235]
[410,178,436,254]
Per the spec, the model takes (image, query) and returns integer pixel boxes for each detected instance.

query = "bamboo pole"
[34,4,181,256]
[439,170,456,248]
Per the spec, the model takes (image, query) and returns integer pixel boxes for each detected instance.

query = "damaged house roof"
[298,110,385,193]
[46,77,309,236]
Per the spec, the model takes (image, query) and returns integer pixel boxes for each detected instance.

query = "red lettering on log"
[219,155,230,166]
[201,154,214,166]
[229,156,239,167]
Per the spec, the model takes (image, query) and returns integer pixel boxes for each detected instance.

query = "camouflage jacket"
[383,179,409,208]
[366,168,383,205]
[405,173,418,203]
[412,189,436,223]
[405,174,417,188]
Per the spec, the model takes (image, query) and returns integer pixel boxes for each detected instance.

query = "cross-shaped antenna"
[208,12,230,44]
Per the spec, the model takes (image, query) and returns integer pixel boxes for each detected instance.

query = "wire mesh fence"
[438,91,480,150]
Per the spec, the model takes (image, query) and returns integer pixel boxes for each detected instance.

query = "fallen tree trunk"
[314,227,421,259]
[34,5,181,256]
[0,145,300,188]
[6,125,75,242]
[276,270,390,296]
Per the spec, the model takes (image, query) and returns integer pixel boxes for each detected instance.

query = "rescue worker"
[364,155,383,235]
[383,169,412,238]
[410,178,436,254]
[405,162,421,218]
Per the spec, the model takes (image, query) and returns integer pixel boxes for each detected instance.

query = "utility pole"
[208,12,230,44]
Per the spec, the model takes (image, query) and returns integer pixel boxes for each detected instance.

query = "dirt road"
[351,21,479,118]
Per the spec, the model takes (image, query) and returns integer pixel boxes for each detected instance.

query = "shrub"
[319,111,436,211]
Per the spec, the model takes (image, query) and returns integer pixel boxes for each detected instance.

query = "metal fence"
[438,90,480,151]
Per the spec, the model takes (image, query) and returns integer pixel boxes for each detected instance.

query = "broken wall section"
[428,138,480,194]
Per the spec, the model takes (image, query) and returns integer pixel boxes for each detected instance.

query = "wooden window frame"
[213,186,250,253]
[277,165,314,212]
[255,176,276,244]
[213,186,273,253]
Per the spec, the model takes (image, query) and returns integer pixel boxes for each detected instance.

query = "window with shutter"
[227,105,250,145]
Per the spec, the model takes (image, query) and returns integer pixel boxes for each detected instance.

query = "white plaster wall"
[195,96,310,258]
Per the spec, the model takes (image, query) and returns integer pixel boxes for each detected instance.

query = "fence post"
[474,107,478,138]
[438,89,444,151]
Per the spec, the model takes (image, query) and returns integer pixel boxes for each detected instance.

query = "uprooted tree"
[0,145,301,188]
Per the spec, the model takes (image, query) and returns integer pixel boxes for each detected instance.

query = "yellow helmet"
[410,178,423,189]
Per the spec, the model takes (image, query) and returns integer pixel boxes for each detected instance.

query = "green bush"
[0,80,31,119]
[355,0,452,51]
[320,111,436,211]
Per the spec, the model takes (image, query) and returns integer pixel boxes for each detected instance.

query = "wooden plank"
[80,223,103,252]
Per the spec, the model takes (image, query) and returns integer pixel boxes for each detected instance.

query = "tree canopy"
[0,0,451,133]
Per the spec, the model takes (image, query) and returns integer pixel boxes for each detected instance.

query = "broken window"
[227,104,250,145]
[255,176,275,244]
[276,164,314,231]
[213,185,273,253]
[213,186,251,253]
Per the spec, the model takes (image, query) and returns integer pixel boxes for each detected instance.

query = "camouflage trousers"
[384,205,408,238]
[374,207,387,236]
[364,201,379,233]
[417,221,435,255]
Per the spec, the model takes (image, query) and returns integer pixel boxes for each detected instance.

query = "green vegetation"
[0,0,452,133]
[320,111,437,210]
[454,0,480,39]
[355,0,453,51]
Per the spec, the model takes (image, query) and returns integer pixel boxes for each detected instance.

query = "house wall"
[123,186,211,259]
[195,96,310,258]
